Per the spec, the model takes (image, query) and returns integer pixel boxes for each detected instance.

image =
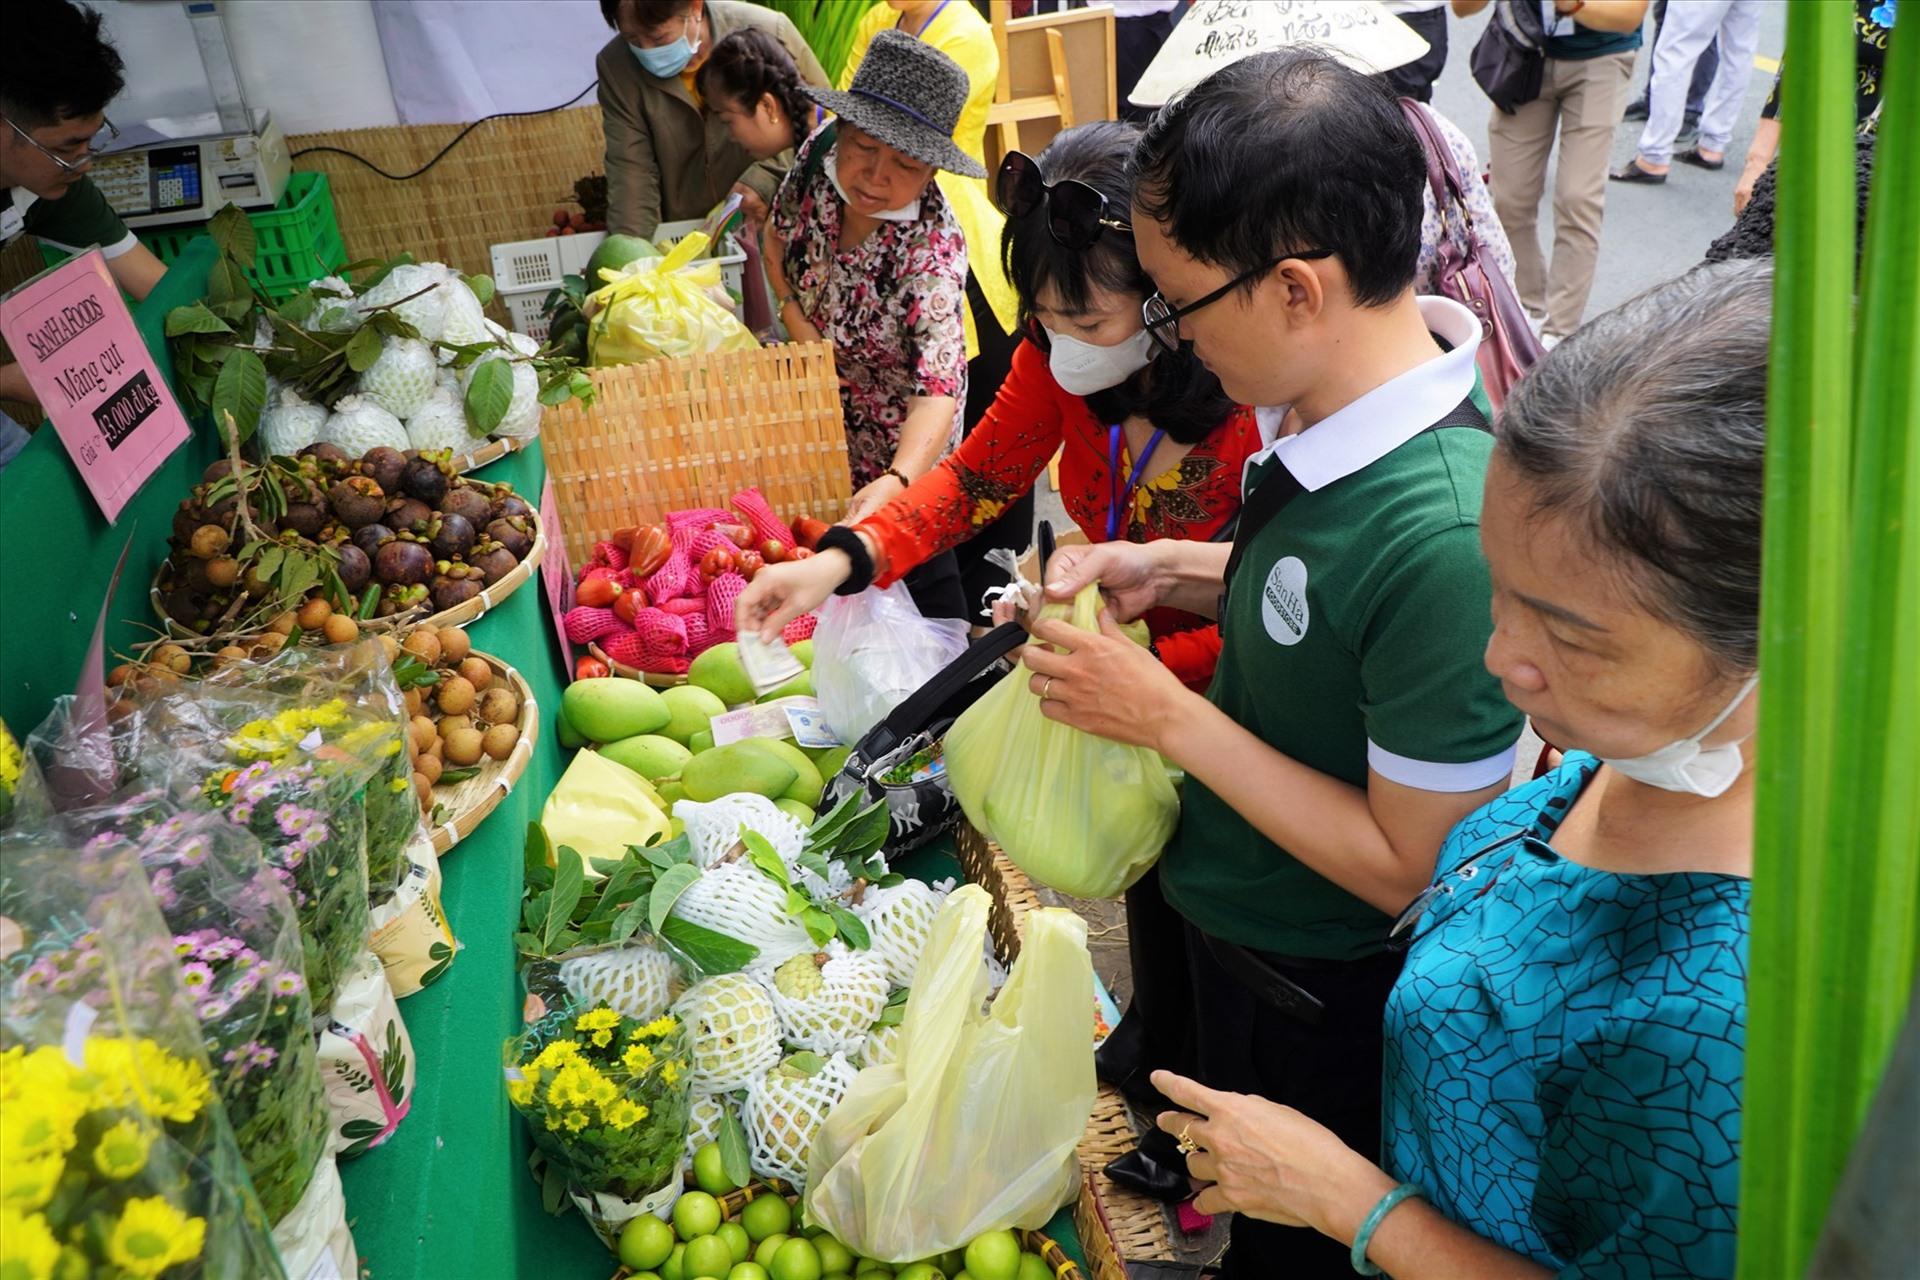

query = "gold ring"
[1041,676,1057,701]
[1176,1125,1199,1156]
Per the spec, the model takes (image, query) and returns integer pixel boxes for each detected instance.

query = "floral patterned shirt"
[771,127,970,487]
[1413,104,1518,298]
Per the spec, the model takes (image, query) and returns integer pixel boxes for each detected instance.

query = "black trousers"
[1184,921,1405,1280]
[1116,4,1187,122]
[1383,6,1449,103]
[952,272,1032,616]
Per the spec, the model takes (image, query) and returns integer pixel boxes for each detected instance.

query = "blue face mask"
[629,18,699,78]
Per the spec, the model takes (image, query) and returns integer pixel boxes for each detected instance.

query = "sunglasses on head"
[994,150,1131,251]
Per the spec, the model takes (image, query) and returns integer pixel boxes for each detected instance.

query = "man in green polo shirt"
[2,0,167,461]
[1023,51,1522,1278]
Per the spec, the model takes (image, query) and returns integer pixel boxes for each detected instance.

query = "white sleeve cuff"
[100,231,140,259]
[1368,739,1518,792]
[34,231,139,259]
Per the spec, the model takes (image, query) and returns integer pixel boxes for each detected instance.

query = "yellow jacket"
[842,1,1020,352]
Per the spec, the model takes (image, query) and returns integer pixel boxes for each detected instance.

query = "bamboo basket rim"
[426,650,539,856]
[450,432,533,476]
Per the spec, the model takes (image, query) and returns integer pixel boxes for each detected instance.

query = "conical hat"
[1129,0,1432,108]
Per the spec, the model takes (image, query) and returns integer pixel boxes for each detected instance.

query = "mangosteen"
[468,543,518,585]
[328,476,387,529]
[375,540,435,586]
[336,544,372,593]
[180,557,213,594]
[201,459,236,484]
[207,496,238,527]
[438,485,493,526]
[385,497,432,533]
[172,504,205,546]
[430,573,482,613]
[300,442,350,466]
[164,588,203,629]
[490,492,533,521]
[486,516,534,561]
[281,502,327,539]
[401,456,448,505]
[361,446,407,493]
[428,512,476,561]
[351,523,395,558]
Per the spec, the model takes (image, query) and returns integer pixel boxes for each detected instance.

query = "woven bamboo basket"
[449,432,532,476]
[425,651,538,855]
[538,343,852,567]
[957,823,1175,1279]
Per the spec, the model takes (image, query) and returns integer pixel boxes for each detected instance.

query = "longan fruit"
[107,663,136,688]
[268,611,297,636]
[323,614,360,645]
[437,627,471,664]
[296,597,333,630]
[251,632,287,657]
[402,687,424,718]
[442,726,484,766]
[416,753,444,786]
[436,675,476,716]
[152,643,191,675]
[409,716,439,753]
[457,656,492,690]
[190,524,230,558]
[413,771,433,809]
[401,628,441,666]
[205,557,239,588]
[379,634,400,663]
[215,645,250,665]
[477,687,520,727]
[482,723,520,761]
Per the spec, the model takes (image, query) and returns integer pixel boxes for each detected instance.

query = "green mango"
[561,678,669,743]
[789,638,814,669]
[688,729,715,754]
[680,740,798,802]
[689,642,755,706]
[743,737,824,807]
[805,746,852,781]
[754,670,814,703]
[555,705,586,750]
[659,684,728,745]
[656,779,688,808]
[599,733,693,782]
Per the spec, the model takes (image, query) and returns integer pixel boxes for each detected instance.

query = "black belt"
[1200,931,1328,1026]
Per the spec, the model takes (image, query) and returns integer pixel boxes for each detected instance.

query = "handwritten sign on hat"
[1129,0,1431,108]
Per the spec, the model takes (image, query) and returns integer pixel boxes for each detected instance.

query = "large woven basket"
[538,343,852,567]
[957,824,1176,1280]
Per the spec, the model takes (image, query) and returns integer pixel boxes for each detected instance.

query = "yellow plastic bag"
[805,886,1094,1260]
[539,748,670,874]
[944,583,1179,898]
[587,231,759,366]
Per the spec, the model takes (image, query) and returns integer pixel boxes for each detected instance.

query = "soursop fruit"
[321,394,409,456]
[360,336,438,419]
[257,388,327,459]
[670,862,813,968]
[672,972,782,1093]
[743,1052,859,1189]
[462,346,541,440]
[765,945,890,1057]
[356,262,452,341]
[405,387,474,454]
[854,880,948,988]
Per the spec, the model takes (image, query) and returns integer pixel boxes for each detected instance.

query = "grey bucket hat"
[803,29,987,179]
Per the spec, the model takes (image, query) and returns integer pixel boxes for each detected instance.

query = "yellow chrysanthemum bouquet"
[506,1002,693,1244]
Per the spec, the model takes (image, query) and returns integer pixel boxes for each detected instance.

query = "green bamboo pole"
[1739,3,1920,1275]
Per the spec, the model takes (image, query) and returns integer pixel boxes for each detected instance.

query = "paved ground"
[1020,6,1788,1267]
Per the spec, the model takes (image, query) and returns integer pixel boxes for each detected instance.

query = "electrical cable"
[289,80,599,181]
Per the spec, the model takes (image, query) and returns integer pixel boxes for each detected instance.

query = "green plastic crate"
[35,171,345,300]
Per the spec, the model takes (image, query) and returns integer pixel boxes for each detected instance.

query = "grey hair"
[1495,260,1771,673]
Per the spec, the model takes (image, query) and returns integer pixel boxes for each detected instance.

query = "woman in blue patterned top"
[1148,260,1768,1278]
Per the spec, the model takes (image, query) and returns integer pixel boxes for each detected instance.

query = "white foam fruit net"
[674,795,809,870]
[854,879,948,987]
[684,1090,738,1164]
[673,973,783,1093]
[860,1020,903,1070]
[744,1052,859,1189]
[671,862,814,966]
[763,945,891,1057]
[559,943,681,1022]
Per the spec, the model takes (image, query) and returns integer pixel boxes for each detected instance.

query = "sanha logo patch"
[1261,556,1310,646]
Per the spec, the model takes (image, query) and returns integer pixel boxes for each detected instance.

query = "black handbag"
[1471,0,1550,114]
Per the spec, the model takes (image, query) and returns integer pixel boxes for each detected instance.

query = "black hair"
[1004,123,1237,446]
[1496,260,1771,673]
[697,28,810,144]
[0,0,125,129]
[1132,49,1424,307]
[600,0,691,30]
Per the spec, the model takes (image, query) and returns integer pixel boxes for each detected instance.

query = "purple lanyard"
[898,0,952,38]
[1107,424,1166,541]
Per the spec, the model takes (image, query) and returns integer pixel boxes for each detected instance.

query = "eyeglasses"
[994,150,1131,251]
[1139,247,1335,353]
[3,115,119,175]
[1387,829,1543,946]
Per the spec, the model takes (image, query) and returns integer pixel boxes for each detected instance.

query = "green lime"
[741,1193,794,1242]
[1015,1255,1050,1280]
[674,1192,724,1242]
[620,1215,679,1271]
[663,1244,688,1280]
[686,1234,736,1280]
[718,1222,753,1265]
[855,1262,894,1278]
[895,1265,942,1280]
[693,1141,738,1196]
[771,1237,823,1280]
[936,1252,966,1279]
[814,1238,853,1275]
[753,1233,791,1268]
[963,1231,1020,1280]
[729,1266,773,1280]
[954,1273,974,1280]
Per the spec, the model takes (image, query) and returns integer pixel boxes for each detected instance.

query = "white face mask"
[1042,325,1156,396]
[824,148,920,222]
[1601,675,1758,798]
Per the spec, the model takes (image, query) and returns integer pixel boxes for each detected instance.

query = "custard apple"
[462,346,541,440]
[854,880,948,988]
[672,972,782,1093]
[764,944,890,1057]
[670,862,813,968]
[309,277,361,334]
[257,388,327,459]
[356,262,453,341]
[321,394,409,456]
[360,336,438,419]
[405,387,475,454]
[743,1052,859,1189]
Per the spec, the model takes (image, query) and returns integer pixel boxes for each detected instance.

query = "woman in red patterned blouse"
[740,121,1262,691]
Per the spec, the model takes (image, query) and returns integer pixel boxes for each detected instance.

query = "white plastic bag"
[805,886,1095,1261]
[812,582,969,742]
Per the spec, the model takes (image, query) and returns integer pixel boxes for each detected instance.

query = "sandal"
[1676,147,1726,171]
[1608,159,1668,184]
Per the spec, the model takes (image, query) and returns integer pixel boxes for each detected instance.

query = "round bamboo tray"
[586,639,687,688]
[449,431,532,476]
[151,503,545,640]
[425,650,539,855]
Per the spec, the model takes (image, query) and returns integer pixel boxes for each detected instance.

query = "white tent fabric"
[369,0,613,125]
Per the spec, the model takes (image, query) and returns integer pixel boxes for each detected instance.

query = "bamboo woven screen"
[287,106,604,282]
[539,342,852,566]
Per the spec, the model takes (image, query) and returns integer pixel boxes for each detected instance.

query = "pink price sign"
[0,250,190,522]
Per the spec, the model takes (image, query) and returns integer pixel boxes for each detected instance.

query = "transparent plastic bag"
[587,232,759,366]
[813,582,970,743]
[805,886,1095,1260]
[0,825,287,1280]
[945,583,1178,898]
[317,949,415,1158]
